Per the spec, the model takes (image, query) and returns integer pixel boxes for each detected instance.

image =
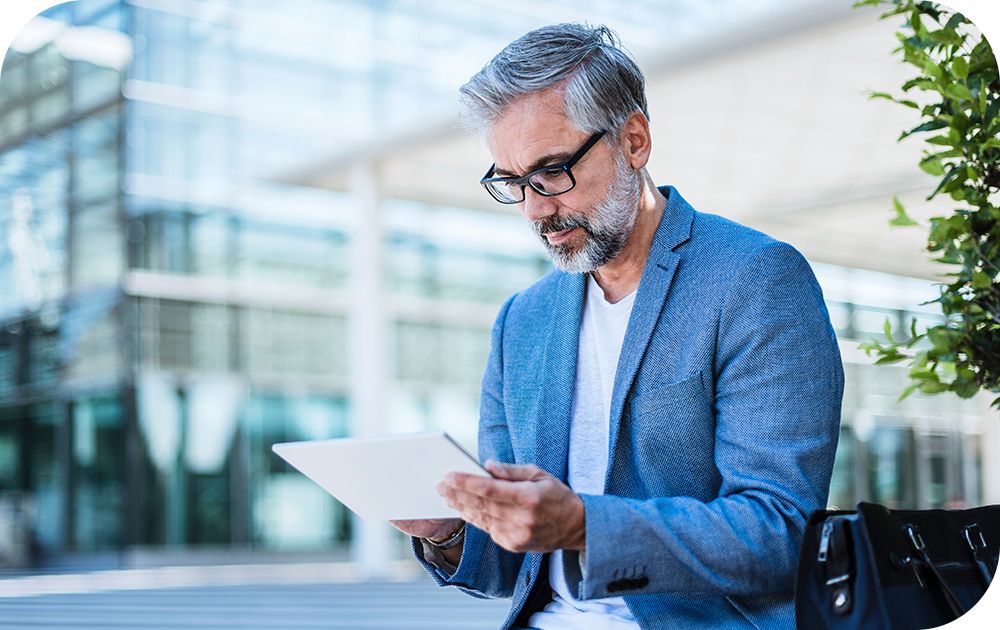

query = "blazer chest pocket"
[629,370,707,417]
[627,370,716,497]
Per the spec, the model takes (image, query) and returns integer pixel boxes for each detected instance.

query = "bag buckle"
[825,573,851,587]
[906,524,926,552]
[817,517,853,616]
[903,524,929,588]
[818,519,834,562]
[964,524,987,553]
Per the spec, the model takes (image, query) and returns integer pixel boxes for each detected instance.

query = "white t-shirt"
[526,273,641,630]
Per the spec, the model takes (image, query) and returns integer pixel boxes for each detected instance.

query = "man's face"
[486,90,642,273]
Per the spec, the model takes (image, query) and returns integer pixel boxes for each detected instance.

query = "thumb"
[485,459,546,481]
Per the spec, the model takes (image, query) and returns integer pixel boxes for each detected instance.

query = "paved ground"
[0,564,511,629]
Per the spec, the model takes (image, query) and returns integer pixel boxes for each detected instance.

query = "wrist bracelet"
[425,522,466,550]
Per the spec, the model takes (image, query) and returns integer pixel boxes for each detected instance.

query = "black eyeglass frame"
[479,130,607,204]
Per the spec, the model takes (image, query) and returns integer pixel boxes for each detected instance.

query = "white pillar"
[348,161,395,576]
[980,395,1000,505]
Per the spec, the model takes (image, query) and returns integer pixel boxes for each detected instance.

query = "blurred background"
[0,0,997,585]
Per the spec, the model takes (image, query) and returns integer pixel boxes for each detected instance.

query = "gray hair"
[459,23,648,138]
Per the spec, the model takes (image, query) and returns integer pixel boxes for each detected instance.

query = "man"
[390,23,843,630]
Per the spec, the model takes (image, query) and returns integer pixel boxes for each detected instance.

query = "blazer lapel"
[534,270,585,484]
[604,186,694,489]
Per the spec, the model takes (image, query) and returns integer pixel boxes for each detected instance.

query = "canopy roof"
[279,2,954,280]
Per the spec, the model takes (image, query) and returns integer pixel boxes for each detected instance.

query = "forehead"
[486,89,585,172]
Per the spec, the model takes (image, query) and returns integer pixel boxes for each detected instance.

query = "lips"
[546,227,578,244]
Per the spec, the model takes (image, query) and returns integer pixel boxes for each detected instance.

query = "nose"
[520,186,559,223]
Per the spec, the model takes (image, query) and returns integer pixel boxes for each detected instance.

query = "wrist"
[426,521,466,548]
[566,495,586,550]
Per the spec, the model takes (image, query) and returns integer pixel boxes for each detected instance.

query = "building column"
[348,161,395,575]
[980,395,1000,505]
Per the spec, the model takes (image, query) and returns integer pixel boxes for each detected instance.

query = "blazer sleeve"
[566,241,845,600]
[410,292,527,599]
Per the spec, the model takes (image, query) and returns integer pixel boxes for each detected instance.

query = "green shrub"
[854,0,999,408]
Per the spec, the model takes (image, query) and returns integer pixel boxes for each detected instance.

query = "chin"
[549,250,597,274]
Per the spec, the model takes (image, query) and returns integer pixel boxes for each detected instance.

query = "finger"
[449,487,532,530]
[461,506,495,535]
[446,485,514,518]
[447,475,526,506]
[485,460,547,482]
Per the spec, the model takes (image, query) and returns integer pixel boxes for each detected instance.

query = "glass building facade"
[0,0,992,567]
[0,0,562,563]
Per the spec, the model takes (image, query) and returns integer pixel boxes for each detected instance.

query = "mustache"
[533,213,592,237]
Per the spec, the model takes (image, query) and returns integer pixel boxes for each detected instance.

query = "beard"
[532,148,642,274]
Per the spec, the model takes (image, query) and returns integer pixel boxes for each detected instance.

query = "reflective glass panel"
[72,394,123,550]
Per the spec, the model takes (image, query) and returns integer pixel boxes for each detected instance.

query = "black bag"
[795,501,999,629]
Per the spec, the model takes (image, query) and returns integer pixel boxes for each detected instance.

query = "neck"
[591,179,666,303]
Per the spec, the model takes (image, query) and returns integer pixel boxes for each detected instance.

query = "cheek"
[576,159,615,195]
[548,191,592,221]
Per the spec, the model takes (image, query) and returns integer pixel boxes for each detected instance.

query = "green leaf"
[919,379,949,394]
[940,360,957,379]
[928,166,963,199]
[884,317,895,341]
[879,5,909,19]
[900,118,949,141]
[875,353,908,365]
[922,59,944,82]
[933,148,964,158]
[911,12,929,39]
[952,57,969,80]
[925,134,954,146]
[954,380,981,398]
[944,82,972,101]
[944,13,967,31]
[927,28,963,47]
[927,326,959,348]
[890,196,919,226]
[919,155,945,176]
[898,383,921,402]
[902,77,940,92]
[972,271,992,288]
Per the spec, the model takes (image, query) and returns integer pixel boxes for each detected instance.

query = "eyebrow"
[493,151,573,178]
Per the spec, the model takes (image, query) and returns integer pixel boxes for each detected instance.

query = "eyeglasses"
[480,130,607,204]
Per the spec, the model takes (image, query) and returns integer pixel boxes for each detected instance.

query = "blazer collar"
[603,185,693,488]
[534,185,696,485]
[651,185,695,254]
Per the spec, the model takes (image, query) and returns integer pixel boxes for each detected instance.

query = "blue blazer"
[414,185,844,629]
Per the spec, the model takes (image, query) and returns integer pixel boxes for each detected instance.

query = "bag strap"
[906,524,967,620]
[963,524,995,590]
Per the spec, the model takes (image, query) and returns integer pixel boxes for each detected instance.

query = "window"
[828,425,855,510]
[72,394,123,550]
[866,425,915,509]
[72,107,121,204]
[71,202,123,288]
[244,393,351,549]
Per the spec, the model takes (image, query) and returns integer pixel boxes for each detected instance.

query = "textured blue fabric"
[411,185,844,629]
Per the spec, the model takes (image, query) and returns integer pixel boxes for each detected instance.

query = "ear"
[618,111,652,170]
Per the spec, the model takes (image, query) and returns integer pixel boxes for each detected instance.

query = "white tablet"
[271,431,492,521]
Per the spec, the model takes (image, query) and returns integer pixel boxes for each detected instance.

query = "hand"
[388,517,463,541]
[437,460,585,554]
